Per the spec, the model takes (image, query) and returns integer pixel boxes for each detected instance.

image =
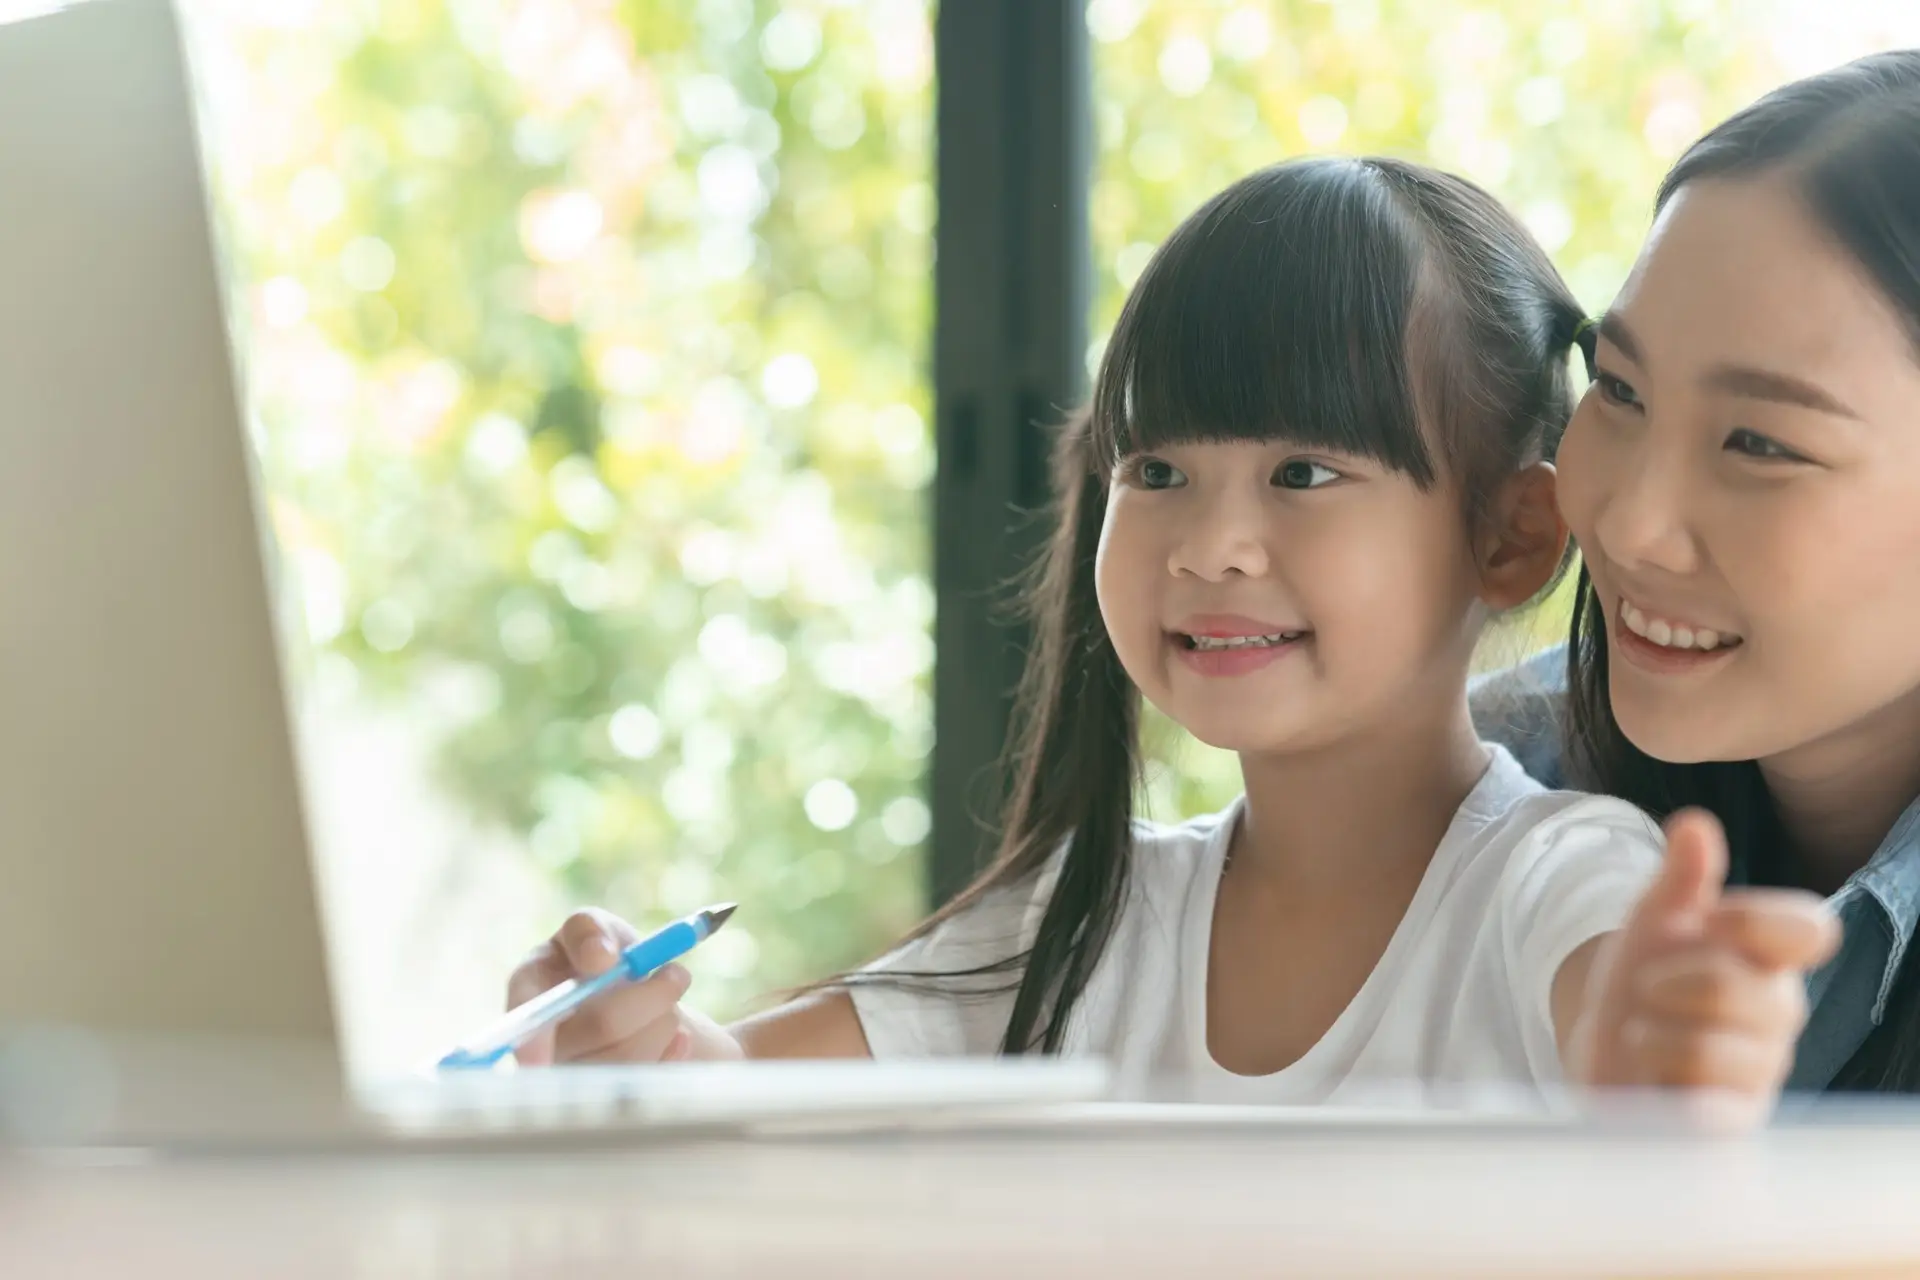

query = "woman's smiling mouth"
[1614,596,1744,674]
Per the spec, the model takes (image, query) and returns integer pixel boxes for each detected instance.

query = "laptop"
[0,0,1106,1149]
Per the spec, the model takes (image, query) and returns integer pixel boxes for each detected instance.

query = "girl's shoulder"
[1128,798,1243,851]
[1123,798,1244,884]
[922,800,1245,943]
[1484,785,1664,853]
[1422,753,1666,998]
[1465,744,1658,842]
[1449,747,1665,897]
[1453,769,1664,956]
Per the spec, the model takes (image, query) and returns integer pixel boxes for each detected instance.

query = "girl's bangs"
[1089,160,1438,486]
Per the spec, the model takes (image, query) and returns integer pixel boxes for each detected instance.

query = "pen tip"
[706,903,737,929]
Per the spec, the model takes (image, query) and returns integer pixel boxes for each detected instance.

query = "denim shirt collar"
[1833,797,1920,1023]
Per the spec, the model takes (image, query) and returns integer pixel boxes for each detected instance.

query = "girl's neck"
[1760,689,1920,894]
[1231,694,1489,888]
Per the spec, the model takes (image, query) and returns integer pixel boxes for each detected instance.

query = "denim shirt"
[1470,646,1920,1091]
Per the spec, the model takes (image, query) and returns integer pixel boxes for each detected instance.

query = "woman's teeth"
[1185,632,1303,651]
[1619,600,1739,652]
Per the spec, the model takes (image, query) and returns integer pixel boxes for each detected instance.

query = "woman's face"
[1558,174,1920,773]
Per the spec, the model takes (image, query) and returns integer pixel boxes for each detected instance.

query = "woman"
[1481,48,1920,1092]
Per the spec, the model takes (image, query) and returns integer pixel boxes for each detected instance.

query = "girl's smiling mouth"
[1170,614,1312,675]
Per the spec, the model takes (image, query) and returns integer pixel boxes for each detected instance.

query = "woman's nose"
[1589,439,1702,578]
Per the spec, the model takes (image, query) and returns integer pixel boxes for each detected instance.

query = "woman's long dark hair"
[860,157,1586,1052]
[1563,50,1920,1090]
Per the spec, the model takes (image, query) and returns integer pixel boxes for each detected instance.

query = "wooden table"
[6,1114,1920,1277]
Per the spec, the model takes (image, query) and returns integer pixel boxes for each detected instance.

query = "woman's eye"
[1724,428,1805,463]
[1131,457,1186,489]
[1595,372,1642,410]
[1274,459,1340,490]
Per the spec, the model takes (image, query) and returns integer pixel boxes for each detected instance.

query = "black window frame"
[928,0,1092,906]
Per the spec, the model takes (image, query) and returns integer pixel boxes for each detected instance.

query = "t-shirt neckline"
[1180,745,1533,1094]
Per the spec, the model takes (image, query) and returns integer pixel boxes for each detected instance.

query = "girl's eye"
[1129,457,1187,489]
[1274,459,1341,490]
[1724,428,1807,463]
[1595,372,1642,411]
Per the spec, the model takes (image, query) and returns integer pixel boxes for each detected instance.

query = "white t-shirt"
[849,747,1664,1106]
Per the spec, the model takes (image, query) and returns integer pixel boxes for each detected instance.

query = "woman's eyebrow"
[1595,311,1643,364]
[1702,364,1862,420]
[1599,309,1861,420]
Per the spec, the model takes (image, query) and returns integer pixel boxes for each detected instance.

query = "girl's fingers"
[556,908,641,977]
[500,907,704,1066]
[1634,946,1806,1038]
[504,940,577,1066]
[551,964,693,1063]
[572,1009,689,1066]
[1620,1017,1792,1093]
[1702,892,1841,972]
[505,939,572,1011]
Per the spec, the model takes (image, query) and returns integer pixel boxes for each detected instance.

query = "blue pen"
[438,903,737,1070]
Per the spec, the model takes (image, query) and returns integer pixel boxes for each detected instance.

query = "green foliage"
[215,0,934,1016]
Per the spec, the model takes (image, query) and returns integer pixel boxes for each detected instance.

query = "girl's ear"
[1478,461,1568,610]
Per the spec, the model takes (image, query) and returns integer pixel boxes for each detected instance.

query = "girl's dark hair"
[865,157,1585,1052]
[1562,50,1920,1090]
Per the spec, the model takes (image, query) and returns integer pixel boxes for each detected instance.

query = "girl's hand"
[1566,810,1840,1127]
[505,907,744,1066]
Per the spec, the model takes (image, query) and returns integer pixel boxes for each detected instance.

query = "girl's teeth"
[1189,633,1298,651]
[1619,601,1737,653]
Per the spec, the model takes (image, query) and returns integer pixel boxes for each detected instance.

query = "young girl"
[509,157,1834,1113]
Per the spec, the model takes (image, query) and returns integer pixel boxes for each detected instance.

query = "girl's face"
[1094,440,1494,755]
[1558,176,1920,773]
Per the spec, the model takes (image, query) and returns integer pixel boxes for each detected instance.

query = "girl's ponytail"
[841,408,1143,1054]
[991,410,1140,1051]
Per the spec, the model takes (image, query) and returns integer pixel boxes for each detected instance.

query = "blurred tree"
[201,0,935,1017]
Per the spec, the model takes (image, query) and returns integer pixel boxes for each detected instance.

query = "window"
[190,0,933,1070]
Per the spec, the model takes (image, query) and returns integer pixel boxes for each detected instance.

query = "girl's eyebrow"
[1599,310,1861,420]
